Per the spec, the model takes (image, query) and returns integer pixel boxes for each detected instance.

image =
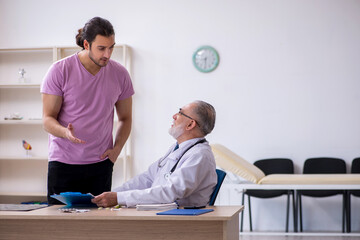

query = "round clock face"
[192,46,219,73]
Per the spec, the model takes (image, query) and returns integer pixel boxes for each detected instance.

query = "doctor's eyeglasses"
[178,108,200,127]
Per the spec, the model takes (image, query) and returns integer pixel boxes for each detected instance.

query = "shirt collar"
[177,137,205,150]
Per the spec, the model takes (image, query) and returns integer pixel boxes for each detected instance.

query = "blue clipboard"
[156,208,214,216]
[50,192,96,207]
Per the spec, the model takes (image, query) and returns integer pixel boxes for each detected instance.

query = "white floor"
[240,232,360,240]
[241,237,358,240]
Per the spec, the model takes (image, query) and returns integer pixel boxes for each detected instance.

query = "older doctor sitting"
[92,100,217,208]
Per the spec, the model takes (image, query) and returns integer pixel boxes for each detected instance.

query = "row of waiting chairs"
[240,157,360,233]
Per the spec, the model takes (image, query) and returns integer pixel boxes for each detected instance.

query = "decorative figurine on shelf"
[4,112,23,120]
[18,68,27,83]
[22,140,32,157]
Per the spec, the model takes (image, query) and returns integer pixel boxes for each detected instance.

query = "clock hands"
[204,57,207,69]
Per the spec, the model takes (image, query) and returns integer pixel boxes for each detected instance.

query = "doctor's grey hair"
[193,100,216,136]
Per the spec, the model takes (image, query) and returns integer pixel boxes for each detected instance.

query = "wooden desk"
[0,205,243,240]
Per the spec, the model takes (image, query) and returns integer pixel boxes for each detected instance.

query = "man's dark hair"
[76,17,115,49]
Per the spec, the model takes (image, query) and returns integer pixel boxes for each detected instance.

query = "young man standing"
[41,17,134,204]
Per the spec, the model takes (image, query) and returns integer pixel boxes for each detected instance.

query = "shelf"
[0,83,41,88]
[0,191,47,197]
[0,119,43,125]
[0,47,53,52]
[0,156,48,161]
[0,45,128,51]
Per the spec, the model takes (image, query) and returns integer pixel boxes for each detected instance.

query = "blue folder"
[50,192,96,207]
[156,208,214,216]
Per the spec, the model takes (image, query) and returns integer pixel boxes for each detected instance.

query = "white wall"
[1,0,359,232]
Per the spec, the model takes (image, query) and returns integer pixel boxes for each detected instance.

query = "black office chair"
[297,157,347,232]
[346,157,360,232]
[209,169,227,206]
[240,158,295,232]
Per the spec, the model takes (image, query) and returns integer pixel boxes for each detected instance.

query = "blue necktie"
[173,143,179,151]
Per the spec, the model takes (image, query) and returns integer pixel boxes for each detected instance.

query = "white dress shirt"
[113,138,217,207]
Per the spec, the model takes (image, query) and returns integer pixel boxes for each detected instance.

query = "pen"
[183,206,206,209]
[111,208,122,211]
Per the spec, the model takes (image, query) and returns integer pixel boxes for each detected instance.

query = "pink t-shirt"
[41,53,134,164]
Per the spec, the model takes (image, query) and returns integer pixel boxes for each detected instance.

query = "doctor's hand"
[65,123,85,144]
[91,192,118,208]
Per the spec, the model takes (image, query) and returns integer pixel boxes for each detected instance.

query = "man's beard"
[89,50,108,67]
[168,123,185,139]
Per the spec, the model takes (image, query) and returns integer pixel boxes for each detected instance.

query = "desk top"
[0,205,243,221]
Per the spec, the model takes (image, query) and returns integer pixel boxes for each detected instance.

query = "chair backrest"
[209,169,226,206]
[254,158,294,175]
[351,158,360,173]
[351,158,360,197]
[303,157,346,174]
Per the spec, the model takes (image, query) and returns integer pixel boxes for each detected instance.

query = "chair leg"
[347,191,351,233]
[286,191,290,232]
[292,190,296,232]
[240,191,245,232]
[342,192,345,233]
[298,193,303,232]
[248,195,253,231]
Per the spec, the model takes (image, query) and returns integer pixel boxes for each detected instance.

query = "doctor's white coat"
[113,138,217,207]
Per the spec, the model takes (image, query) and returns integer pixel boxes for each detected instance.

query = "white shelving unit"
[0,120,43,125]
[0,83,40,88]
[0,45,133,203]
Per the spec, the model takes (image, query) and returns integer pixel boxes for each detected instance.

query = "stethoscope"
[158,139,207,180]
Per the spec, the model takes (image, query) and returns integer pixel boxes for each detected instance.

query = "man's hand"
[66,123,85,144]
[101,148,120,163]
[91,192,118,207]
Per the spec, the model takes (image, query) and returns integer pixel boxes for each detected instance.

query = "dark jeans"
[47,159,114,204]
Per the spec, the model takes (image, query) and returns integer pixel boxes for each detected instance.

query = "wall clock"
[192,46,219,73]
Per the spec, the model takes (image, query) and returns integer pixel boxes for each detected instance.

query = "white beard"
[168,123,185,139]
